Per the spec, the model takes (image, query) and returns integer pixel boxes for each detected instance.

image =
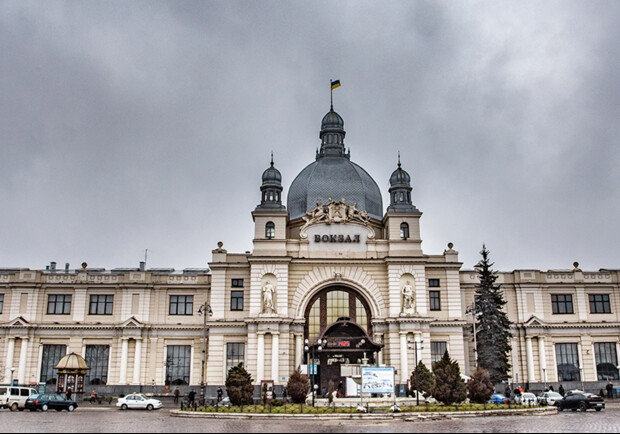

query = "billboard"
[361,367,395,394]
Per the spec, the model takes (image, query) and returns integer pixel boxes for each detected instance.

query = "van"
[0,387,38,411]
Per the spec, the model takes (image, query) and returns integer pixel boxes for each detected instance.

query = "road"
[2,403,620,433]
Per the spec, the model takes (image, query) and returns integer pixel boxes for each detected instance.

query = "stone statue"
[401,281,416,315]
[262,282,275,313]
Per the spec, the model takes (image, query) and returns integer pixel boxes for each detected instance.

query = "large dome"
[287,108,383,220]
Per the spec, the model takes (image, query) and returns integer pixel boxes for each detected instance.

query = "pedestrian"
[283,387,288,403]
[188,389,196,405]
[90,389,97,404]
[337,381,344,398]
[65,388,72,401]
[549,385,554,392]
[217,387,223,403]
[606,381,614,399]
[504,386,511,400]
[173,388,180,404]
[559,384,565,397]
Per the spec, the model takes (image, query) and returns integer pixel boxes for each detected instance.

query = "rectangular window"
[556,343,581,382]
[428,279,440,287]
[431,342,448,367]
[165,345,191,386]
[40,344,67,385]
[594,343,619,381]
[589,294,612,314]
[231,279,244,288]
[226,343,245,375]
[169,295,194,316]
[46,294,72,315]
[231,291,244,311]
[0,294,3,314]
[551,294,574,315]
[84,345,110,385]
[429,291,441,311]
[89,295,114,315]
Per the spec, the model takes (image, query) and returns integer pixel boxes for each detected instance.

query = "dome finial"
[398,151,401,168]
[270,151,274,167]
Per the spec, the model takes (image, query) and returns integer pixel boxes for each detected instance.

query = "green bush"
[467,367,495,403]
[287,367,310,404]
[225,363,254,406]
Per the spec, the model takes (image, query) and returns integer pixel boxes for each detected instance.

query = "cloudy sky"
[1,0,619,272]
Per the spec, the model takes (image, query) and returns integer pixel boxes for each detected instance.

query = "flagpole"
[330,80,333,110]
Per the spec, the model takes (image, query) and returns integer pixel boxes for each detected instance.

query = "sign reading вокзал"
[361,367,395,394]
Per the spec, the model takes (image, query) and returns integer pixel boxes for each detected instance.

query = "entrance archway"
[304,287,382,395]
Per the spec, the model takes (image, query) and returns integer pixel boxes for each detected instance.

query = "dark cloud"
[1,0,618,271]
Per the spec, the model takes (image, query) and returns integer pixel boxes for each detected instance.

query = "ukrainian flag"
[331,80,341,90]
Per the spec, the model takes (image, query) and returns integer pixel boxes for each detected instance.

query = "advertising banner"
[361,367,395,394]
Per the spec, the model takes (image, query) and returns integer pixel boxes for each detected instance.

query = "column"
[18,338,29,384]
[400,332,408,383]
[295,334,303,370]
[5,338,15,382]
[132,339,142,385]
[525,336,535,383]
[414,333,422,367]
[271,333,279,385]
[119,338,129,385]
[256,333,265,384]
[538,336,547,384]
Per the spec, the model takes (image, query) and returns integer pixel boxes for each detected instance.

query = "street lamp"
[407,336,424,406]
[10,368,15,385]
[305,338,326,407]
[198,303,213,406]
[465,302,479,368]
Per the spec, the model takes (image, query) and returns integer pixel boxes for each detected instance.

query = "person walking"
[173,388,180,404]
[606,381,614,399]
[65,388,72,401]
[217,387,223,403]
[559,384,565,397]
[90,389,97,404]
[188,389,196,406]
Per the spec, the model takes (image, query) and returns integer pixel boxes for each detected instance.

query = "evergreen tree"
[410,361,435,398]
[467,366,495,403]
[287,367,310,404]
[431,351,467,405]
[474,245,512,384]
[225,363,254,405]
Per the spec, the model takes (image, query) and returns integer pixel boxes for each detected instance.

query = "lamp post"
[304,338,326,407]
[198,302,213,406]
[10,368,15,385]
[466,302,479,368]
[407,336,424,406]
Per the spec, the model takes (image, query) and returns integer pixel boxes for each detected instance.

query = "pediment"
[9,316,30,327]
[122,317,143,328]
[524,315,546,327]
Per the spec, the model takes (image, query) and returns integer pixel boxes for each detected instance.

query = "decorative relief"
[301,199,370,233]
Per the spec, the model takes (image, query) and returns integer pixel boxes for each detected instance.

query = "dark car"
[25,394,78,412]
[555,392,605,412]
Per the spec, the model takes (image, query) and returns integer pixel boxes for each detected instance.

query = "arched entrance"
[304,286,382,395]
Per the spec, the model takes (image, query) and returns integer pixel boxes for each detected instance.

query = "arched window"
[265,221,275,239]
[304,287,372,342]
[400,222,410,239]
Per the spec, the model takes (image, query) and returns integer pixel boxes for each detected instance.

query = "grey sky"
[1,0,619,272]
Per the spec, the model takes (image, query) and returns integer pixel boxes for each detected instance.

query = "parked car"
[515,393,538,406]
[539,391,564,406]
[555,392,605,412]
[117,393,162,411]
[489,393,510,404]
[25,394,78,412]
[0,387,38,411]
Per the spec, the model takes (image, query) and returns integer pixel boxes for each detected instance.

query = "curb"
[170,407,557,421]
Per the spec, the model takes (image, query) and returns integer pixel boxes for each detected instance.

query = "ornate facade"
[1,108,619,395]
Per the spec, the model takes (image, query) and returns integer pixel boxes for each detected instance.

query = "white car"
[516,392,538,405]
[117,394,162,411]
[539,391,563,406]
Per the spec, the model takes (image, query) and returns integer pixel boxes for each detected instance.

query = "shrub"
[467,367,494,403]
[287,367,310,404]
[225,363,254,406]
[410,361,435,398]
[431,351,467,405]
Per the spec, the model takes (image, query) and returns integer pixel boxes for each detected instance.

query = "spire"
[317,108,347,159]
[256,154,285,211]
[387,155,418,213]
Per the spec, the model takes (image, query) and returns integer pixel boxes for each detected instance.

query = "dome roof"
[321,110,344,130]
[54,352,89,370]
[389,164,411,186]
[287,157,383,220]
[262,161,282,185]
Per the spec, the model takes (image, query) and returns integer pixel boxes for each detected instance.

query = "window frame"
[551,294,574,315]
[89,295,114,316]
[429,290,441,311]
[230,291,244,311]
[265,221,276,239]
[589,294,612,314]
[231,279,244,288]
[0,293,4,314]
[46,294,72,315]
[169,295,194,316]
[226,342,246,375]
[428,279,440,288]
[400,222,410,239]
